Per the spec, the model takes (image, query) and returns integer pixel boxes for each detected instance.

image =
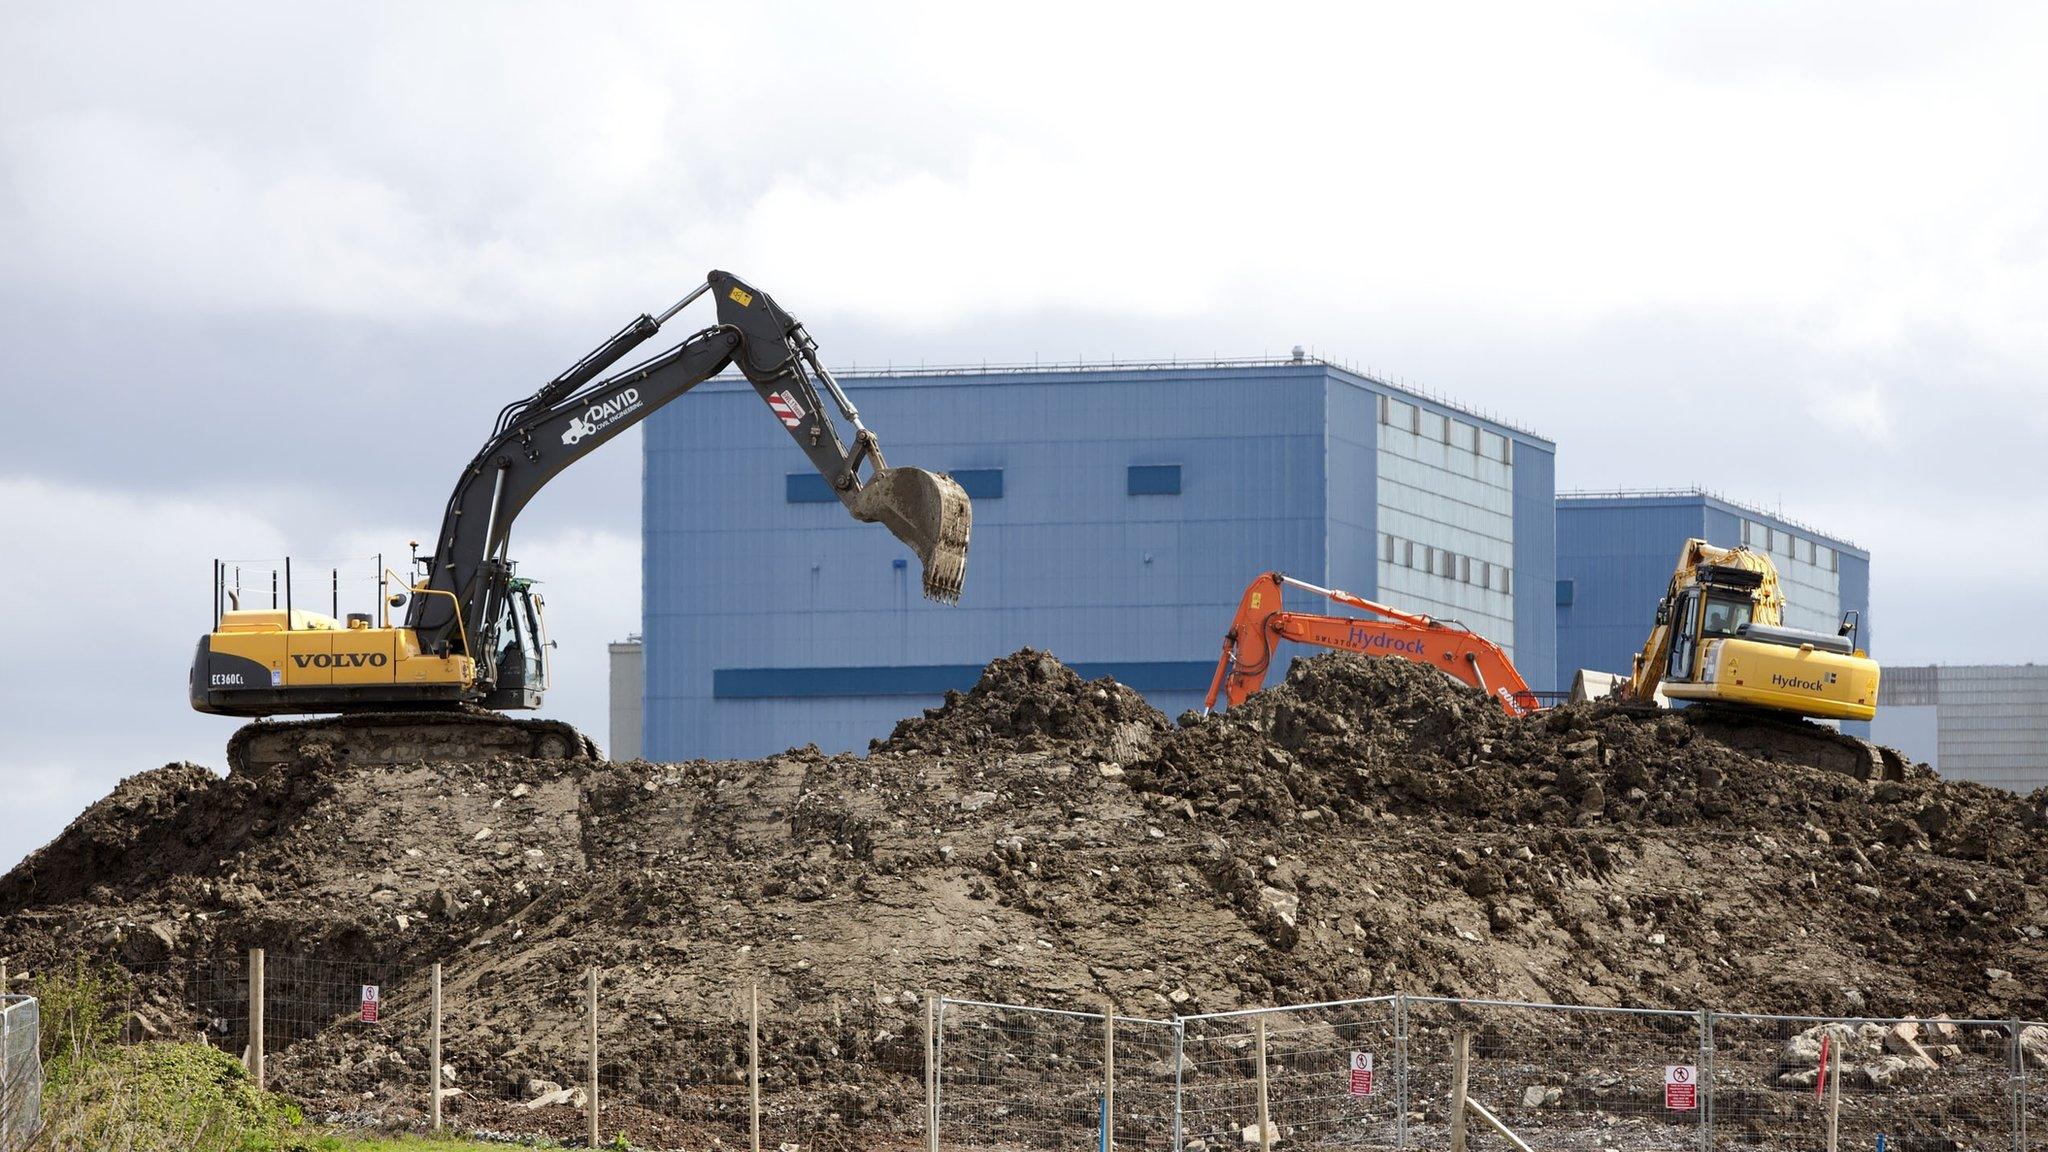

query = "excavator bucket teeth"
[851,467,972,603]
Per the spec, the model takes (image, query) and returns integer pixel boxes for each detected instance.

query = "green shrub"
[36,1040,303,1152]
[32,959,129,1075]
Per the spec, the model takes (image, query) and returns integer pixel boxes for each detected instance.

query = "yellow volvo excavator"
[192,270,972,772]
[1619,539,1903,780]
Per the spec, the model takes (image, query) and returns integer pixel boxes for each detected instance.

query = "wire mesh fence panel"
[257,954,433,1125]
[938,999,1176,1152]
[160,953,253,1059]
[1,996,42,1152]
[1179,999,1399,1152]
[591,974,755,1152]
[438,957,599,1146]
[1111,1013,1181,1152]
[1405,997,1703,1152]
[1709,1013,2018,1152]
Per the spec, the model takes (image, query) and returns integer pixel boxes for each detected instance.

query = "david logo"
[561,387,643,445]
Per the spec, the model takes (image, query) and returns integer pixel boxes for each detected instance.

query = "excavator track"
[227,709,600,776]
[1677,702,1911,783]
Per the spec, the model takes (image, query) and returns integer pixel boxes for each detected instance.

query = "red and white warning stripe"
[767,389,806,428]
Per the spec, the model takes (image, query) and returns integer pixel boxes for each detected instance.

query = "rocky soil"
[4,649,2046,1146]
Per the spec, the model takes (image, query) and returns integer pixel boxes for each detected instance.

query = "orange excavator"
[1205,571,1540,716]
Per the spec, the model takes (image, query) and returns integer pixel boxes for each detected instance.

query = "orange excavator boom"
[1205,571,1541,716]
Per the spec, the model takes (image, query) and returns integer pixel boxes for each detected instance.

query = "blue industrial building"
[1555,490,1872,729]
[641,359,1555,761]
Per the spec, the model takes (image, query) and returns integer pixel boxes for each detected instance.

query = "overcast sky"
[3,2,2044,871]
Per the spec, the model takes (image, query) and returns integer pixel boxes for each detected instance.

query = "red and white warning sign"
[767,389,806,428]
[1348,1051,1375,1097]
[1664,1065,1698,1110]
[360,984,381,1024]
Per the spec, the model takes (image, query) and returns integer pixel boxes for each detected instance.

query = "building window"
[1502,438,1514,466]
[950,469,1004,499]
[1458,555,1471,583]
[795,468,1003,503]
[786,473,837,503]
[1382,533,1396,563]
[1501,568,1513,596]
[1383,396,1415,431]
[1557,578,1574,606]
[1479,563,1491,591]
[1437,550,1454,578]
[1404,540,1416,569]
[1127,464,1181,495]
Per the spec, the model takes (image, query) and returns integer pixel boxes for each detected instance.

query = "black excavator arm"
[404,271,970,689]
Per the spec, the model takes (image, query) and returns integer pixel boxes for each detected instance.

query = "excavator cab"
[1666,568,1760,681]
[485,579,550,710]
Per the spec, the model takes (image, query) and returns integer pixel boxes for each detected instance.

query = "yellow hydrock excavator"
[1626,538,1878,720]
[1573,538,1905,781]
[191,271,972,771]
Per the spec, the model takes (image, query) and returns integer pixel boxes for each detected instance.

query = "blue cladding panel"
[1127,464,1182,495]
[1556,498,1707,683]
[1512,442,1558,693]
[645,364,1334,761]
[1323,376,1379,596]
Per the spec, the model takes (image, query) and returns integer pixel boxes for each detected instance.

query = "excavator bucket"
[852,467,972,603]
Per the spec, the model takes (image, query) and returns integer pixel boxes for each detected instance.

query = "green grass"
[301,1136,559,1151]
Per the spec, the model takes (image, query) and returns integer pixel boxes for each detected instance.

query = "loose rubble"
[3,649,2045,1141]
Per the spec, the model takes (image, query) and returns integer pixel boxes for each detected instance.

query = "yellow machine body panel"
[203,616,473,695]
[1662,636,1880,721]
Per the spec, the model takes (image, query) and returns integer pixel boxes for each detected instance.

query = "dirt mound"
[878,647,1168,758]
[3,649,2045,1143]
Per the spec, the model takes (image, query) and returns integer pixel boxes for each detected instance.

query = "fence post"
[750,982,761,1152]
[1824,1041,1841,1152]
[587,968,599,1151]
[248,948,265,1090]
[1104,1006,1116,1152]
[1255,1016,1271,1152]
[925,992,938,1152]
[1172,1019,1185,1152]
[430,962,443,1131]
[1698,1009,1713,1152]
[1449,1029,1469,1152]
[1395,994,1409,1152]
[935,998,948,1143]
